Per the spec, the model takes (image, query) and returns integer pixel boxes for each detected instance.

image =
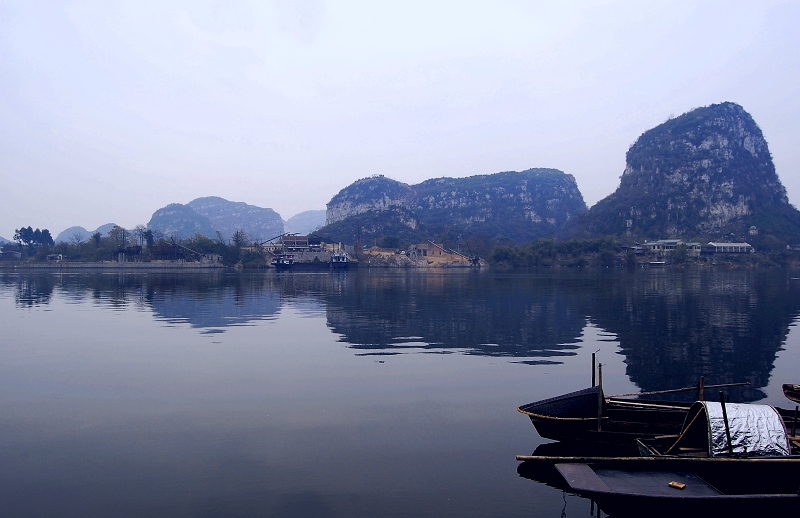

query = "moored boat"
[519,399,800,516]
[517,385,693,445]
[272,253,294,270]
[783,383,800,404]
[554,460,800,516]
[519,384,798,445]
[330,251,351,269]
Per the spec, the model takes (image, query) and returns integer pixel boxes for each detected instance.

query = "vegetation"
[485,237,800,269]
[13,226,54,247]
[1,226,260,267]
[489,238,624,268]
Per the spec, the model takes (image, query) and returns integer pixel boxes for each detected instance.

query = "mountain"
[0,236,9,244]
[284,210,326,235]
[147,203,217,240]
[95,223,117,237]
[186,196,283,242]
[562,102,800,242]
[55,226,90,244]
[55,224,118,243]
[322,169,586,244]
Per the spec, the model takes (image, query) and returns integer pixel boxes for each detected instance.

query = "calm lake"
[2,268,800,517]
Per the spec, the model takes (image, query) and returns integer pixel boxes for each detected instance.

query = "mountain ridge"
[322,168,587,244]
[561,102,800,242]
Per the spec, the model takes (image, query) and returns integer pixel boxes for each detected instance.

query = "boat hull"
[518,386,691,445]
[553,460,800,517]
[783,384,800,404]
[519,386,798,445]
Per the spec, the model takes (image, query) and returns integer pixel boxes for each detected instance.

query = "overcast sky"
[2,0,799,239]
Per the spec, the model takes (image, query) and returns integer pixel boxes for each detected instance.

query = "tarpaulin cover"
[691,401,791,457]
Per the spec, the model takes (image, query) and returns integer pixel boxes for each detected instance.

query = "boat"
[518,385,693,445]
[554,460,800,516]
[520,400,800,515]
[635,400,799,458]
[518,364,793,445]
[519,388,799,446]
[330,251,351,269]
[272,253,294,270]
[783,384,800,404]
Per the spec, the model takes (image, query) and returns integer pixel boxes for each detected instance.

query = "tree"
[232,229,250,249]
[143,229,154,248]
[70,232,87,247]
[13,226,34,246]
[91,232,101,247]
[13,226,53,247]
[133,224,146,246]
[40,229,54,246]
[108,225,125,244]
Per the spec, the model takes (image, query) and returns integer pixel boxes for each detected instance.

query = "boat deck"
[556,463,721,497]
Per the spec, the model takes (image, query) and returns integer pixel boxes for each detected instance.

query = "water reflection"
[1,272,56,306]
[322,271,587,359]
[3,269,800,400]
[587,271,800,401]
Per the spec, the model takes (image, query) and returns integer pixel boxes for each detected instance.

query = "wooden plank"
[555,463,611,493]
[593,469,721,497]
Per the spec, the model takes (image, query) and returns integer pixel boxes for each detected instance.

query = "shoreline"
[0,261,224,271]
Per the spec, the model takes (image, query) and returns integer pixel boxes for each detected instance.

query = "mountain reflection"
[587,271,800,400]
[322,271,588,359]
[3,269,799,399]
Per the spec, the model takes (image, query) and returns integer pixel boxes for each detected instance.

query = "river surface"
[2,268,799,517]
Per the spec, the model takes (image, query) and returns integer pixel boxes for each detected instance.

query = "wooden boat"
[518,370,796,445]
[517,385,693,445]
[783,384,800,404]
[519,400,800,516]
[555,460,800,516]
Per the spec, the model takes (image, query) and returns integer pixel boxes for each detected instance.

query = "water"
[1,269,799,517]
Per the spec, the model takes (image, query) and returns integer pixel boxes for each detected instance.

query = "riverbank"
[0,261,223,270]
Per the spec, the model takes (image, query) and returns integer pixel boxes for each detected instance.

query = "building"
[0,250,22,261]
[409,243,446,257]
[642,239,684,253]
[701,242,754,254]
[279,235,322,252]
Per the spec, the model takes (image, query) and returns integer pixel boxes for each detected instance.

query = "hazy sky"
[2,0,799,240]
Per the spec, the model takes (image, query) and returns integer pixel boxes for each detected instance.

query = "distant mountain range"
[147,197,283,242]
[38,101,800,250]
[54,223,118,244]
[320,169,586,245]
[0,236,9,244]
[284,210,326,235]
[319,102,800,247]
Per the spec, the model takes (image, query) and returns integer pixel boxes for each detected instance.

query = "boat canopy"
[679,401,790,457]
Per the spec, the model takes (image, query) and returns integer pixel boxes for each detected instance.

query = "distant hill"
[147,203,217,240]
[0,236,9,244]
[147,197,284,242]
[55,224,118,243]
[562,102,800,243]
[322,169,586,245]
[285,210,326,235]
[186,196,283,242]
[55,226,90,244]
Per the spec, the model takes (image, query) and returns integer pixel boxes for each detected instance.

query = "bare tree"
[70,232,87,247]
[133,224,146,246]
[232,229,250,249]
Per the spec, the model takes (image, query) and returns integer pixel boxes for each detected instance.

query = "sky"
[2,0,800,240]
